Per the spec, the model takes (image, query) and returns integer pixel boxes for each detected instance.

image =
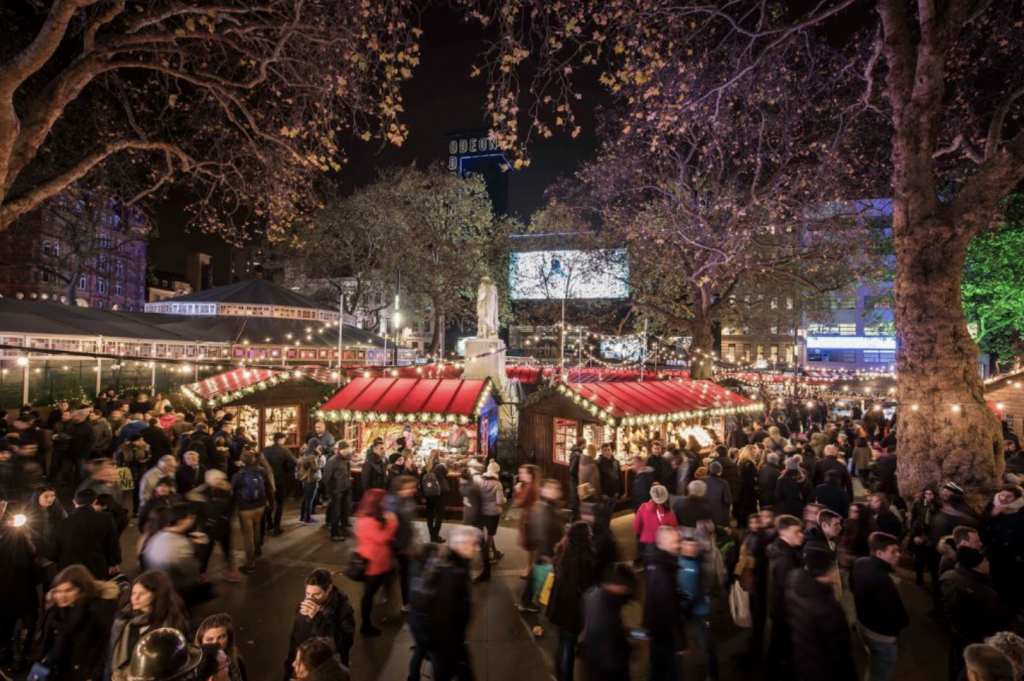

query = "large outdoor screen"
[509,249,629,300]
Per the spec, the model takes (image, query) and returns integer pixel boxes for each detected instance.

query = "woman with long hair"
[420,450,449,543]
[25,485,67,583]
[514,464,541,578]
[35,565,121,681]
[734,446,759,524]
[106,571,188,681]
[839,502,875,568]
[908,484,940,587]
[546,521,596,681]
[196,613,248,681]
[353,488,398,637]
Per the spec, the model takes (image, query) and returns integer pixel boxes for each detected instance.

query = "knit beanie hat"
[785,457,800,471]
[944,481,965,499]
[650,484,669,505]
[486,461,501,477]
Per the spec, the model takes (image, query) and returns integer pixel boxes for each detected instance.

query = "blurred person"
[385,475,419,611]
[679,533,718,681]
[942,545,1004,681]
[644,525,685,681]
[582,564,637,681]
[785,546,856,681]
[291,637,349,681]
[513,464,540,579]
[353,488,398,636]
[764,514,805,681]
[518,479,565,613]
[188,469,240,583]
[139,455,179,505]
[546,522,596,681]
[480,461,506,561]
[142,502,207,598]
[419,449,449,543]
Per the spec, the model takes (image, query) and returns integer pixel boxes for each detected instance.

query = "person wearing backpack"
[420,450,449,543]
[231,450,268,573]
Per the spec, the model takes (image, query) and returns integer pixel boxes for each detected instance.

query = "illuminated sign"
[447,133,502,172]
[805,335,896,350]
[509,249,629,300]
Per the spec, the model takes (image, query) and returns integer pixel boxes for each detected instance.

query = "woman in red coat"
[632,484,678,563]
[354,488,398,637]
[514,464,540,578]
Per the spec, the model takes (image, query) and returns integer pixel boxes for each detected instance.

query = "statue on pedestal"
[476,275,499,339]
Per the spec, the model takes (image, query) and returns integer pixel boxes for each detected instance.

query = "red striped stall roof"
[319,377,493,418]
[183,365,334,402]
[560,379,756,422]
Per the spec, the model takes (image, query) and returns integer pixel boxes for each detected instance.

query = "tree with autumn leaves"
[0,0,422,240]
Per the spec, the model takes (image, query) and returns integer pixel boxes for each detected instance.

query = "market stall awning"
[506,366,690,384]
[181,365,334,407]
[557,379,758,426]
[317,377,495,423]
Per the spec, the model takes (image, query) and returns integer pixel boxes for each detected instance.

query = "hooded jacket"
[785,569,857,681]
[940,565,1003,644]
[479,474,506,516]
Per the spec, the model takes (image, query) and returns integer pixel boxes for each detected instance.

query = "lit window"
[78,275,88,290]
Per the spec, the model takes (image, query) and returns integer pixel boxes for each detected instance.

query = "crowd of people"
[2,391,1024,681]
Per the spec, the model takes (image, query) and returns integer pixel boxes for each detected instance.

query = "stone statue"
[476,275,499,338]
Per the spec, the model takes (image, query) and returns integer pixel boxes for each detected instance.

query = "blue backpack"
[238,467,266,505]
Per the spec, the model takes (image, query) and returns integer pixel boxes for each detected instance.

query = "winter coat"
[305,655,350,681]
[354,515,399,576]
[407,548,473,650]
[460,477,484,528]
[261,444,296,486]
[140,426,171,459]
[852,446,873,473]
[514,483,538,549]
[672,495,714,529]
[175,463,207,495]
[582,587,631,680]
[632,467,656,512]
[143,530,200,592]
[873,510,904,541]
[735,459,759,521]
[46,506,121,580]
[284,586,355,674]
[546,544,596,634]
[0,526,38,619]
[812,457,853,498]
[642,546,686,650]
[360,452,387,491]
[710,454,741,501]
[37,582,120,681]
[634,499,678,543]
[785,568,857,681]
[646,453,672,487]
[702,474,733,527]
[186,485,234,540]
[322,453,352,494]
[983,498,1024,602]
[597,455,622,500]
[766,537,804,618]
[578,455,601,498]
[90,418,113,454]
[384,493,416,554]
[528,498,566,560]
[774,471,811,518]
[940,566,1003,645]
[758,462,782,507]
[812,481,851,518]
[850,556,910,637]
[871,455,898,495]
[479,475,506,516]
[107,610,187,681]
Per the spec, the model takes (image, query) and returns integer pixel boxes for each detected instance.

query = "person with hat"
[702,461,733,528]
[322,441,353,542]
[480,460,506,562]
[786,544,857,681]
[941,543,1005,681]
[633,484,679,565]
[774,457,811,518]
[126,627,203,681]
[983,484,1024,620]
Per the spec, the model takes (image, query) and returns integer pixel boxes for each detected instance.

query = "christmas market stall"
[316,376,499,507]
[517,378,759,501]
[180,366,337,452]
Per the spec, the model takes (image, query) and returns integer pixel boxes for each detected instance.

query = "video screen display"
[509,249,629,300]
[600,336,644,361]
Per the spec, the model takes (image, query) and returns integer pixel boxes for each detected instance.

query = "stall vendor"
[446,424,470,455]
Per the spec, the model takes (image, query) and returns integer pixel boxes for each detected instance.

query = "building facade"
[0,192,149,311]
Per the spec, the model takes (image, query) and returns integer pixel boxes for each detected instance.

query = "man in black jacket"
[786,546,857,681]
[647,440,671,486]
[407,525,476,681]
[941,546,1004,681]
[851,532,910,681]
[284,568,355,679]
[582,564,636,681]
[360,441,387,492]
[644,525,685,681]
[758,453,782,509]
[764,514,804,681]
[140,418,172,459]
[597,443,622,519]
[322,441,353,541]
[812,445,854,498]
[262,432,296,535]
[567,444,582,519]
[46,488,120,580]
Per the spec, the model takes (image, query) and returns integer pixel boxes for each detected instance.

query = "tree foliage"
[0,0,423,240]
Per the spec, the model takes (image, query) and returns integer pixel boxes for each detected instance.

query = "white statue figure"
[476,275,499,338]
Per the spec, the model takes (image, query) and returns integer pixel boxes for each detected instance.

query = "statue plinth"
[464,337,507,393]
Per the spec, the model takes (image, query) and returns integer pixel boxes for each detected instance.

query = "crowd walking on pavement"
[2,391,1024,681]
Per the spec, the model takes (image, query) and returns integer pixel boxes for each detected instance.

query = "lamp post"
[17,355,29,405]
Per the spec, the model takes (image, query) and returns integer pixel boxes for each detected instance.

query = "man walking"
[232,450,269,573]
[851,532,910,681]
[323,441,353,541]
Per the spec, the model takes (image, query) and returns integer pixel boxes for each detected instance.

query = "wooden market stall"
[316,376,499,508]
[517,378,759,501]
[180,366,337,453]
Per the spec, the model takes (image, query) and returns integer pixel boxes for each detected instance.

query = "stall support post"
[21,359,29,406]
[95,357,102,396]
[150,343,157,394]
[337,292,345,381]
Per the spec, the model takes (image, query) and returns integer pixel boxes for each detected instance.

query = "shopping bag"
[116,466,135,492]
[538,571,556,606]
[729,580,753,628]
[531,563,554,599]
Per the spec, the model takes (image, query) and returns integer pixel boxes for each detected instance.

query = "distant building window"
[78,275,87,290]
[53,243,60,257]
[41,271,50,283]
[807,349,823,362]
[838,323,857,336]
[114,282,123,296]
[116,260,124,277]
[829,350,856,363]
[97,277,107,294]
[99,254,108,271]
[832,295,858,310]
[863,350,896,363]
[42,241,51,256]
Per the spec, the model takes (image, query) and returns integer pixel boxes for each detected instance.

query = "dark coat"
[940,566,1003,645]
[646,454,672,487]
[786,568,857,681]
[322,453,352,494]
[672,495,714,528]
[0,527,38,618]
[284,586,355,676]
[871,455,898,495]
[140,425,171,459]
[582,587,631,680]
[37,591,120,681]
[758,462,782,507]
[812,457,853,498]
[850,556,909,637]
[46,505,121,580]
[305,655,349,681]
[766,537,804,618]
[735,459,759,521]
[642,546,686,651]
[546,545,596,634]
[632,467,655,512]
[774,471,811,518]
[702,474,733,527]
[710,454,741,501]
[175,463,207,495]
[597,455,622,499]
[408,547,473,650]
[262,444,296,486]
[812,482,851,517]
[360,452,387,491]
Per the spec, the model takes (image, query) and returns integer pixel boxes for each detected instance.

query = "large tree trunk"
[892,215,1003,504]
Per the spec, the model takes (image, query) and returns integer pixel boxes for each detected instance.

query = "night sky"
[149,4,603,283]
